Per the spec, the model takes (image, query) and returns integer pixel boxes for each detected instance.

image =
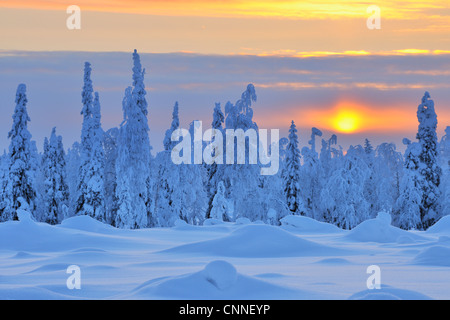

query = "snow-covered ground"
[1,212,450,300]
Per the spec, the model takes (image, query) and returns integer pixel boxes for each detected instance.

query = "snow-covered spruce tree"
[154,102,182,227]
[75,64,106,222]
[66,142,81,218]
[415,92,442,228]
[103,127,119,226]
[283,121,306,216]
[220,84,263,221]
[205,102,225,219]
[210,181,230,221]
[440,127,450,216]
[372,142,403,214]
[40,128,69,224]
[180,121,208,224]
[115,50,152,229]
[440,126,450,168]
[300,127,322,219]
[361,139,377,219]
[1,84,37,221]
[0,152,11,222]
[320,145,370,229]
[319,134,342,177]
[393,141,423,229]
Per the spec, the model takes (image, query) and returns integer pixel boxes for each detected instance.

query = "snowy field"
[1,211,450,300]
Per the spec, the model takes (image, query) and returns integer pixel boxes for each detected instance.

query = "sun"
[334,110,361,133]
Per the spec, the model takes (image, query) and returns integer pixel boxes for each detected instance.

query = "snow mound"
[427,215,450,234]
[17,209,35,224]
[413,246,450,267]
[345,213,425,243]
[172,219,199,231]
[235,217,251,225]
[202,260,237,290]
[0,215,146,252]
[203,218,225,226]
[376,211,392,225]
[161,224,348,258]
[59,215,115,233]
[348,285,432,300]
[253,220,265,225]
[127,260,306,299]
[280,215,342,233]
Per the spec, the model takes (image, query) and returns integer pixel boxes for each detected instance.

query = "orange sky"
[1,0,450,54]
[2,0,450,20]
[0,1,449,150]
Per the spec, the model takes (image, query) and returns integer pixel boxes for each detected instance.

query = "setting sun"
[334,110,361,133]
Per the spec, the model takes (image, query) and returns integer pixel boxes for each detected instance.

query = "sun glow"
[334,110,361,133]
[299,101,418,136]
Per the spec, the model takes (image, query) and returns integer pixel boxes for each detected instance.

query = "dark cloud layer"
[0,51,449,154]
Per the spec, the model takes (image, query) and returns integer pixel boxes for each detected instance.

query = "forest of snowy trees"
[0,50,449,231]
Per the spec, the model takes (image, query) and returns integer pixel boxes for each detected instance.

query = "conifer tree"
[1,84,37,221]
[41,128,69,224]
[115,50,152,229]
[76,62,105,222]
[283,121,305,216]
[416,92,442,228]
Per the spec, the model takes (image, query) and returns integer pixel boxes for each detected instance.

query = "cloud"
[0,51,449,154]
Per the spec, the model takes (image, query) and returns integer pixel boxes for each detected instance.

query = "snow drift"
[161,224,350,258]
[344,212,427,243]
[126,260,307,300]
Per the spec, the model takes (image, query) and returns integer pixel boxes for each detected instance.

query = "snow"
[427,215,450,234]
[162,224,350,258]
[125,260,304,300]
[413,246,450,267]
[0,213,449,300]
[348,285,432,300]
[202,260,237,290]
[344,212,427,243]
[280,215,343,234]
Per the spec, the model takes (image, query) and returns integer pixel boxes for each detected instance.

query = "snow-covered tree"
[153,151,181,227]
[205,102,225,218]
[66,142,81,218]
[441,126,450,167]
[1,84,37,221]
[163,102,180,151]
[364,138,374,155]
[283,121,306,216]
[321,145,370,229]
[155,105,207,226]
[415,92,442,228]
[154,102,183,227]
[103,127,119,226]
[440,127,450,217]
[0,152,10,222]
[219,84,263,221]
[210,181,230,221]
[40,128,69,224]
[372,142,403,214]
[300,127,322,218]
[361,139,377,218]
[115,50,152,229]
[76,63,106,221]
[393,141,422,229]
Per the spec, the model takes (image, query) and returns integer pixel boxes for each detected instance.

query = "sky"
[0,1,449,153]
